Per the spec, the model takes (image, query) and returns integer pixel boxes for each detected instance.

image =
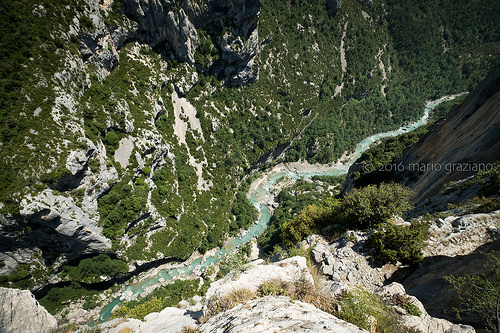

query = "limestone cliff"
[397,65,500,203]
[0,287,58,333]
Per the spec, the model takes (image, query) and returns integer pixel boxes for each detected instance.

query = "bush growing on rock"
[335,287,408,332]
[367,224,424,264]
[445,252,500,333]
[341,183,415,229]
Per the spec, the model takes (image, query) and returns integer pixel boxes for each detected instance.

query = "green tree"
[444,252,500,333]
[341,183,414,229]
[367,224,424,264]
[280,203,335,247]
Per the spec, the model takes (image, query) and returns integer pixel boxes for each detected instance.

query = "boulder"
[103,306,200,333]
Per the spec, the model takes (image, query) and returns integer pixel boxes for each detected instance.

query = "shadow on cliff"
[389,240,500,330]
[32,255,182,299]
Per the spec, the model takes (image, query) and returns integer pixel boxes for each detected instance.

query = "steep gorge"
[0,0,499,314]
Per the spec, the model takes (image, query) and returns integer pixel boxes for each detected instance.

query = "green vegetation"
[287,183,413,243]
[340,183,414,229]
[367,224,424,264]
[219,250,250,277]
[280,197,341,247]
[39,282,99,314]
[351,130,427,186]
[230,190,258,235]
[0,263,48,290]
[113,279,210,320]
[97,177,148,246]
[259,177,343,254]
[262,182,419,264]
[335,287,409,332]
[0,0,85,213]
[445,252,500,333]
[404,303,422,317]
[62,254,128,283]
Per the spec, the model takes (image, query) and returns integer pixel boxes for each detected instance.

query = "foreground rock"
[309,232,478,333]
[203,256,313,304]
[0,287,58,333]
[201,296,368,333]
[102,307,200,333]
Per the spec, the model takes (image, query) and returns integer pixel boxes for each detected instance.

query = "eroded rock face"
[200,296,368,333]
[0,287,58,333]
[82,0,260,87]
[124,0,199,64]
[0,141,115,275]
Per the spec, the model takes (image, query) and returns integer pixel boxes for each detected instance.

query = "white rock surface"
[204,256,313,306]
[20,189,111,251]
[103,307,199,333]
[200,296,368,333]
[0,287,58,333]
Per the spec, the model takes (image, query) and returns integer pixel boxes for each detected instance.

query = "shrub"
[367,224,424,264]
[63,254,128,283]
[404,303,422,317]
[341,183,414,229]
[444,252,500,333]
[202,288,256,321]
[280,201,339,247]
[258,279,290,297]
[335,287,406,332]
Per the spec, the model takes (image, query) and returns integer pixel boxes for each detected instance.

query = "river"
[99,93,463,321]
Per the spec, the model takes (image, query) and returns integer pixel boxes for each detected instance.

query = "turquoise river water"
[99,94,461,321]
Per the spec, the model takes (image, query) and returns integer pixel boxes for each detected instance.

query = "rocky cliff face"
[0,287,58,333]
[396,65,500,203]
[84,0,260,87]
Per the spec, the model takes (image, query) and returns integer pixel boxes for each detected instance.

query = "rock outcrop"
[308,229,480,333]
[424,211,500,257]
[200,296,368,333]
[204,256,313,303]
[124,0,199,64]
[0,287,58,333]
[102,306,200,333]
[81,0,260,87]
[309,234,389,291]
[0,141,115,276]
